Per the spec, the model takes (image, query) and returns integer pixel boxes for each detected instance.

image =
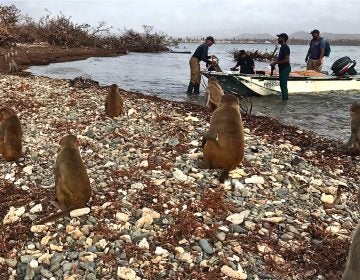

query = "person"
[187,36,216,94]
[270,33,291,101]
[230,50,255,74]
[305,29,326,72]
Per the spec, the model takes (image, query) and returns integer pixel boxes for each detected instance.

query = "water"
[27,43,360,141]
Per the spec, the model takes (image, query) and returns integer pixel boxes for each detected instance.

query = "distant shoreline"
[180,39,360,46]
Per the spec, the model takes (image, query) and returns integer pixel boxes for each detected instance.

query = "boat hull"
[201,70,360,96]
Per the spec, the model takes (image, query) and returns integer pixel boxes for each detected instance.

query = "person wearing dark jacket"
[270,33,291,101]
[187,36,215,94]
[305,29,326,72]
[230,50,255,74]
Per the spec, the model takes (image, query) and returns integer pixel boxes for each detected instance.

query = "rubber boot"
[187,82,194,94]
[193,83,200,94]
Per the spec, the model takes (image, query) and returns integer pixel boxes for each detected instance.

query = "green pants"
[279,65,291,100]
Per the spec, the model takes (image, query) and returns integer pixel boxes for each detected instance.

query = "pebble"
[199,239,214,255]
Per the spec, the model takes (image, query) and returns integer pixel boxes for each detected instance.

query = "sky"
[4,0,360,38]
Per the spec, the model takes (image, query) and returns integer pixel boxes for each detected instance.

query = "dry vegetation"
[0,4,176,52]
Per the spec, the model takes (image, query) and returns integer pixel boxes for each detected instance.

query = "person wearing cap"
[187,36,216,94]
[270,33,291,101]
[305,29,326,72]
[230,50,255,74]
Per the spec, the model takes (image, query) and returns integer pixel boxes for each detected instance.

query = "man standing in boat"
[305,29,325,72]
[270,33,291,101]
[230,50,255,74]
[187,36,216,95]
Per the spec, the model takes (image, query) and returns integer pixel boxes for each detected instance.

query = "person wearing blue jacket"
[187,36,215,94]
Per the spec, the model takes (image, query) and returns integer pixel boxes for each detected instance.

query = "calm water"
[27,43,360,141]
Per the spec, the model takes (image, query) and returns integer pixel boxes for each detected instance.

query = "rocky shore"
[0,71,359,280]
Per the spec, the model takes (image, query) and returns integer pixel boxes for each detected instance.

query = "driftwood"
[230,45,278,62]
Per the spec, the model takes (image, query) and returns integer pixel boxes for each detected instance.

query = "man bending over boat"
[187,36,216,95]
[270,33,291,101]
[230,50,255,74]
[305,29,325,72]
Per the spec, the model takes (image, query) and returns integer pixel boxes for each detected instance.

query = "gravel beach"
[0,73,359,279]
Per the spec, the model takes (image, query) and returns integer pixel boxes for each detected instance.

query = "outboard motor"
[331,56,357,76]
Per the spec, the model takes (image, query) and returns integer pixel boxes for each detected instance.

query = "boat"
[201,56,360,96]
[201,70,360,96]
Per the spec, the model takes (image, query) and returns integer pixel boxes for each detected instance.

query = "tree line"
[0,4,177,52]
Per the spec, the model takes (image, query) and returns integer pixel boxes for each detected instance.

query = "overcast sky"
[5,0,360,37]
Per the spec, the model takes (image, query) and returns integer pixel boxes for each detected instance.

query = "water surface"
[27,43,360,141]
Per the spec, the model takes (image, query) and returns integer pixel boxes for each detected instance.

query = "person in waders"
[270,33,291,101]
[187,36,216,95]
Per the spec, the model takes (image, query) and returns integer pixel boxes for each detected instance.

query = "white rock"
[30,225,47,233]
[101,202,112,209]
[23,165,33,175]
[96,239,108,250]
[4,172,15,181]
[117,267,136,280]
[128,108,136,116]
[103,162,115,168]
[29,204,43,214]
[173,168,187,182]
[116,212,130,223]
[218,226,230,232]
[264,211,275,217]
[262,217,285,223]
[226,210,250,225]
[221,265,247,279]
[29,259,38,268]
[187,152,203,160]
[229,168,248,179]
[321,193,335,204]
[135,215,153,228]
[41,236,51,246]
[184,115,199,122]
[155,246,169,256]
[69,207,90,217]
[70,229,84,240]
[3,206,26,224]
[142,208,160,219]
[140,160,148,167]
[131,182,145,190]
[189,140,199,146]
[38,253,53,265]
[80,252,97,262]
[244,221,256,231]
[176,252,193,263]
[49,244,63,252]
[153,178,166,186]
[138,238,150,250]
[244,175,265,184]
[328,225,341,233]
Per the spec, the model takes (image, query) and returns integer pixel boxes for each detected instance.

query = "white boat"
[201,70,360,96]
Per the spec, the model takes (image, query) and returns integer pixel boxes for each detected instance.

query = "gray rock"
[20,255,33,264]
[199,239,214,255]
[79,261,96,271]
[40,268,53,278]
[229,224,247,234]
[67,252,79,260]
[62,262,73,272]
[49,262,61,273]
[86,273,97,280]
